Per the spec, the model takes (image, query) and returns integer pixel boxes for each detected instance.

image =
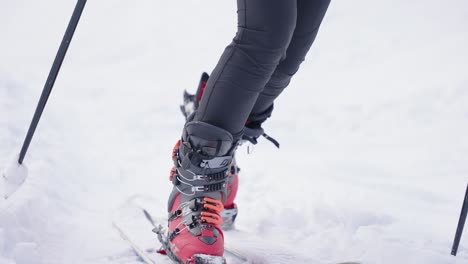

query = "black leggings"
[194,0,331,135]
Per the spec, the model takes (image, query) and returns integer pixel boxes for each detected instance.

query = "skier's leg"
[165,2,298,263]
[194,0,298,136]
[249,0,331,124]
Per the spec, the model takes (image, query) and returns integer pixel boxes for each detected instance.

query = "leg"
[194,0,297,136]
[165,2,298,263]
[249,0,331,123]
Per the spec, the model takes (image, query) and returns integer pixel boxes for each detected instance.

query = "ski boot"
[164,120,238,264]
[178,73,279,231]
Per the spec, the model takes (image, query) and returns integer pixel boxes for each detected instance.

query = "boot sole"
[191,254,227,264]
[165,243,226,264]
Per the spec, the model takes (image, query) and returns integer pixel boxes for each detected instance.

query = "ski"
[112,221,157,264]
[113,195,363,264]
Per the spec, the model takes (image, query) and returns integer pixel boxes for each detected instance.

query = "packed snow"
[1,0,468,263]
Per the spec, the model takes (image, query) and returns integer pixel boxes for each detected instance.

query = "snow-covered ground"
[1,0,468,263]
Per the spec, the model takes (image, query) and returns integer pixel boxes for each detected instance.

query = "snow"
[1,0,468,263]
[2,157,28,199]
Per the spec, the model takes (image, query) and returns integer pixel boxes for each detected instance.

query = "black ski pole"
[452,183,468,256]
[18,0,87,165]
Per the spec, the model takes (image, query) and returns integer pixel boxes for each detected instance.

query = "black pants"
[194,0,331,135]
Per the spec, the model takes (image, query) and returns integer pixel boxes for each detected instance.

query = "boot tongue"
[184,121,234,157]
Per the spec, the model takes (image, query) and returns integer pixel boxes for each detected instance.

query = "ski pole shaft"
[18,0,87,164]
[452,183,468,256]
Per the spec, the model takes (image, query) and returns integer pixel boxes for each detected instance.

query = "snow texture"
[2,157,28,200]
[1,0,468,263]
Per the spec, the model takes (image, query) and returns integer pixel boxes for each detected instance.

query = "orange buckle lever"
[203,197,224,213]
[201,211,223,226]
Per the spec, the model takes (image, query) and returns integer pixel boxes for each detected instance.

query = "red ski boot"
[165,121,238,264]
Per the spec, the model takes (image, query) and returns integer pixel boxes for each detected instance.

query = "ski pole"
[18,0,87,164]
[452,183,468,256]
